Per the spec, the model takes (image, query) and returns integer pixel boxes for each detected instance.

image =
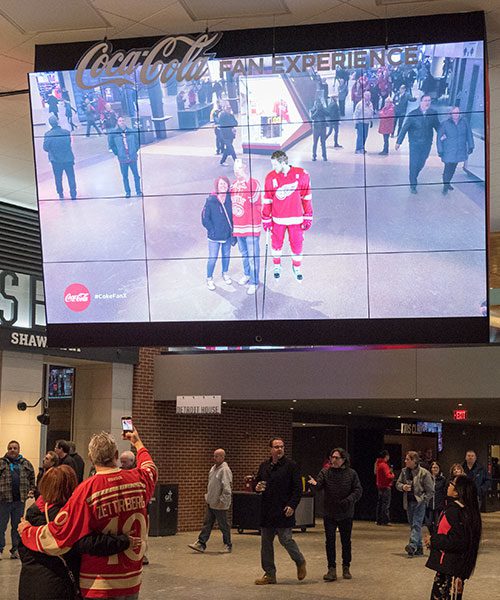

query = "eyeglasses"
[331,455,343,460]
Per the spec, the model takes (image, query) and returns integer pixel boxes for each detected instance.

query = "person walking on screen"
[188,449,233,553]
[437,106,474,195]
[378,97,395,155]
[392,84,410,137]
[262,151,313,281]
[230,159,262,295]
[375,450,395,525]
[395,94,440,194]
[109,116,142,198]
[310,97,329,161]
[218,105,238,166]
[254,438,306,585]
[308,448,362,582]
[353,91,374,154]
[326,95,343,148]
[424,475,482,600]
[396,451,434,557]
[202,176,234,290]
[64,100,77,131]
[43,115,77,200]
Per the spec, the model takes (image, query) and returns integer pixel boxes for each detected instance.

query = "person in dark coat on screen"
[43,115,77,200]
[109,116,142,198]
[396,94,440,194]
[437,106,474,194]
[253,438,306,585]
[309,447,362,582]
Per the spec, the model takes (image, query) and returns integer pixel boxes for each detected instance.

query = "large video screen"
[29,24,488,346]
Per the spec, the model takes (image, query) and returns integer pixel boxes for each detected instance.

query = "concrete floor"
[1,514,498,599]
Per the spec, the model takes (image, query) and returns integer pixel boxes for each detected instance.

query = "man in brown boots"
[254,438,306,585]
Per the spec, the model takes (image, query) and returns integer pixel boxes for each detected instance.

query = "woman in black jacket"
[19,465,130,600]
[425,475,482,600]
[201,176,234,291]
[425,461,447,533]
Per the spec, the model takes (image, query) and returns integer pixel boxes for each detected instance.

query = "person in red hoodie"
[375,450,395,526]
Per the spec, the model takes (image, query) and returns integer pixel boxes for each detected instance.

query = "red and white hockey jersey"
[230,177,262,236]
[262,166,312,226]
[21,447,158,598]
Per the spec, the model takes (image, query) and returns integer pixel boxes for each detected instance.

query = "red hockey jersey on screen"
[21,447,158,598]
[230,177,262,236]
[262,166,312,226]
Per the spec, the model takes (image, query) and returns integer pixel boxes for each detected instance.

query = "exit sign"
[453,409,468,421]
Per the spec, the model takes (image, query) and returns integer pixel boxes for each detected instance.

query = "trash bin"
[138,116,156,145]
[149,484,178,536]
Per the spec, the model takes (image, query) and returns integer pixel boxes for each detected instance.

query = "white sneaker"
[247,284,257,295]
[207,278,216,291]
[222,273,232,285]
[239,275,250,285]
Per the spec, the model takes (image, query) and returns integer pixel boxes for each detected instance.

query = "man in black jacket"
[109,116,141,198]
[395,94,440,194]
[309,447,362,581]
[326,95,342,148]
[43,115,77,199]
[463,450,491,507]
[254,438,306,585]
[54,440,77,477]
[310,98,329,161]
[68,441,85,484]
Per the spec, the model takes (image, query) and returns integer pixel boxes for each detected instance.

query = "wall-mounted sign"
[176,395,221,415]
[400,422,424,435]
[0,269,138,363]
[75,33,222,89]
[453,409,468,421]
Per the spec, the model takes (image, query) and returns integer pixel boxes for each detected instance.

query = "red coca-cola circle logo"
[64,283,91,312]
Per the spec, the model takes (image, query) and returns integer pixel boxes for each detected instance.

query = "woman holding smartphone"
[424,475,482,600]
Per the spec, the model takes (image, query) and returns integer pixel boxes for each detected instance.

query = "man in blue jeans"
[0,440,35,559]
[396,451,434,557]
[188,449,233,553]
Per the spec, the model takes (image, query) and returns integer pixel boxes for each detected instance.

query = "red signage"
[453,409,468,421]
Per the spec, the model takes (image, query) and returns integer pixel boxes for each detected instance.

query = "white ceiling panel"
[178,0,290,21]
[0,0,109,33]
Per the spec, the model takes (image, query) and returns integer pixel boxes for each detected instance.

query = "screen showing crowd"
[29,39,486,324]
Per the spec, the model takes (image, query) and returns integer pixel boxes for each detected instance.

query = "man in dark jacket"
[463,450,491,507]
[218,106,238,166]
[395,94,440,193]
[109,116,142,198]
[309,448,362,581]
[68,441,85,484]
[326,95,342,148]
[54,440,77,476]
[0,440,35,559]
[254,438,306,585]
[310,98,329,161]
[43,115,77,200]
[392,84,409,137]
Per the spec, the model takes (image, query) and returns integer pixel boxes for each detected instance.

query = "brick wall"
[132,348,293,531]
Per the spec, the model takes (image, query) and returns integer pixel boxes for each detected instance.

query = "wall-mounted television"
[30,11,488,347]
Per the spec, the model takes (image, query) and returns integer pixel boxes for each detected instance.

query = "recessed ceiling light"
[478,422,482,425]
[348,411,352,415]
[458,403,463,407]
[357,405,362,409]
[440,419,444,422]
[415,398,419,402]
[412,410,417,414]
[292,399,297,403]
[222,401,227,404]
[302,423,306,426]
[397,415,401,418]
[290,407,294,411]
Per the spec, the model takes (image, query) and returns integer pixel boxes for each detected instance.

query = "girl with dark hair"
[425,475,482,600]
[201,176,234,291]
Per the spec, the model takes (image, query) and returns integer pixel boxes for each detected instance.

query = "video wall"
[29,18,488,346]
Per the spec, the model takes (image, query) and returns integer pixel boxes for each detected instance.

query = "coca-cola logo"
[64,283,91,312]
